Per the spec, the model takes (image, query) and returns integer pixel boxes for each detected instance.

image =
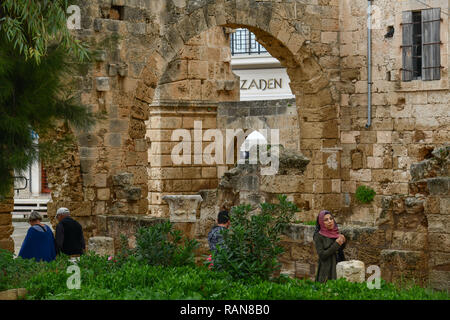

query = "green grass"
[1,250,448,300]
[293,220,316,226]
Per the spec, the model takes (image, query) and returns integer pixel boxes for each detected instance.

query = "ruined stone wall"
[205,148,448,287]
[338,0,449,225]
[0,192,14,252]
[1,0,444,286]
[34,0,341,238]
[147,26,240,217]
[155,26,239,102]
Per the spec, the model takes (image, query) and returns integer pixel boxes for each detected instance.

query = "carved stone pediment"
[162,195,203,222]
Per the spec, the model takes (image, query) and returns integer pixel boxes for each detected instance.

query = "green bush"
[0,248,71,292]
[293,220,316,226]
[1,249,448,300]
[0,249,39,291]
[355,185,376,204]
[134,221,199,267]
[211,195,298,281]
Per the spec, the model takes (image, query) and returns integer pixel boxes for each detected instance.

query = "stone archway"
[14,0,342,244]
[133,0,341,219]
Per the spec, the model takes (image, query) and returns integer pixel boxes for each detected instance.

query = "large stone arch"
[134,0,340,218]
[30,0,341,242]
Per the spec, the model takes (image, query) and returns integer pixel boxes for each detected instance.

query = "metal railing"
[230,28,268,55]
[13,198,49,218]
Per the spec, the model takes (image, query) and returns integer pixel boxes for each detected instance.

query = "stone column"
[290,73,342,219]
[148,101,218,218]
[0,189,14,253]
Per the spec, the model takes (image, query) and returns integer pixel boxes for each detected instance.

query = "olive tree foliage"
[0,0,97,198]
[0,0,89,64]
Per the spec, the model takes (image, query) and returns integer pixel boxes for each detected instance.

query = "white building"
[230,28,293,158]
[13,134,50,217]
[230,28,295,101]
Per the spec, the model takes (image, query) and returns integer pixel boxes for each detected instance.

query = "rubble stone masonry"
[1,0,448,289]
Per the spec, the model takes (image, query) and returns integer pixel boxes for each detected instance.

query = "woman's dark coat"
[313,232,343,283]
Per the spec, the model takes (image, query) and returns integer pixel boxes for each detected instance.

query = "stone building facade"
[0,0,448,288]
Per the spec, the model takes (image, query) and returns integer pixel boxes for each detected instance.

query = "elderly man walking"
[55,207,85,257]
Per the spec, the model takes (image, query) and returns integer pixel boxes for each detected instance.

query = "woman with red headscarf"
[313,210,346,283]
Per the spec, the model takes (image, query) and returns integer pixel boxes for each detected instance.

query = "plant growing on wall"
[355,185,376,204]
[210,194,298,281]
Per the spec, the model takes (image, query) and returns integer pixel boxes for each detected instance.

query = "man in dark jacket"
[207,210,230,253]
[55,207,85,256]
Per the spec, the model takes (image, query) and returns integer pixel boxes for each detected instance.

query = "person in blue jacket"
[18,211,56,262]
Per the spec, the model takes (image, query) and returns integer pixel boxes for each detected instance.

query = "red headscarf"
[318,210,340,239]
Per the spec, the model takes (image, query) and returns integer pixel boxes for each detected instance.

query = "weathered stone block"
[93,50,106,61]
[279,259,295,278]
[88,236,114,257]
[336,260,365,283]
[71,202,92,217]
[260,175,304,193]
[113,172,133,186]
[96,77,110,91]
[97,188,110,201]
[441,197,450,214]
[116,187,141,201]
[429,270,450,291]
[0,288,27,300]
[0,213,12,225]
[351,150,363,169]
[105,133,122,147]
[0,225,14,238]
[80,159,96,174]
[428,233,450,252]
[427,178,450,195]
[163,195,203,223]
[392,231,426,250]
[188,60,208,80]
[381,249,425,269]
[0,238,14,252]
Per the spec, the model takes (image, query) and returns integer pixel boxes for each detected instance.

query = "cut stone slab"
[0,288,27,300]
[113,172,133,186]
[88,236,114,256]
[96,77,110,91]
[336,260,365,283]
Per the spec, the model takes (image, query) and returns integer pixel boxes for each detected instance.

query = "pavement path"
[12,221,54,256]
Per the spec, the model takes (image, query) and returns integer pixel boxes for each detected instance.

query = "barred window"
[230,28,267,55]
[41,165,51,193]
[402,8,441,81]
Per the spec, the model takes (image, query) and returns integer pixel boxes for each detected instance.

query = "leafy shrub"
[21,258,450,300]
[355,185,376,204]
[134,221,199,267]
[1,249,448,300]
[0,249,39,290]
[293,220,316,226]
[0,248,71,292]
[211,195,298,281]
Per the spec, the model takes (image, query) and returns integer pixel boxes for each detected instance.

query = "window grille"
[41,165,51,193]
[402,8,441,81]
[230,28,268,55]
